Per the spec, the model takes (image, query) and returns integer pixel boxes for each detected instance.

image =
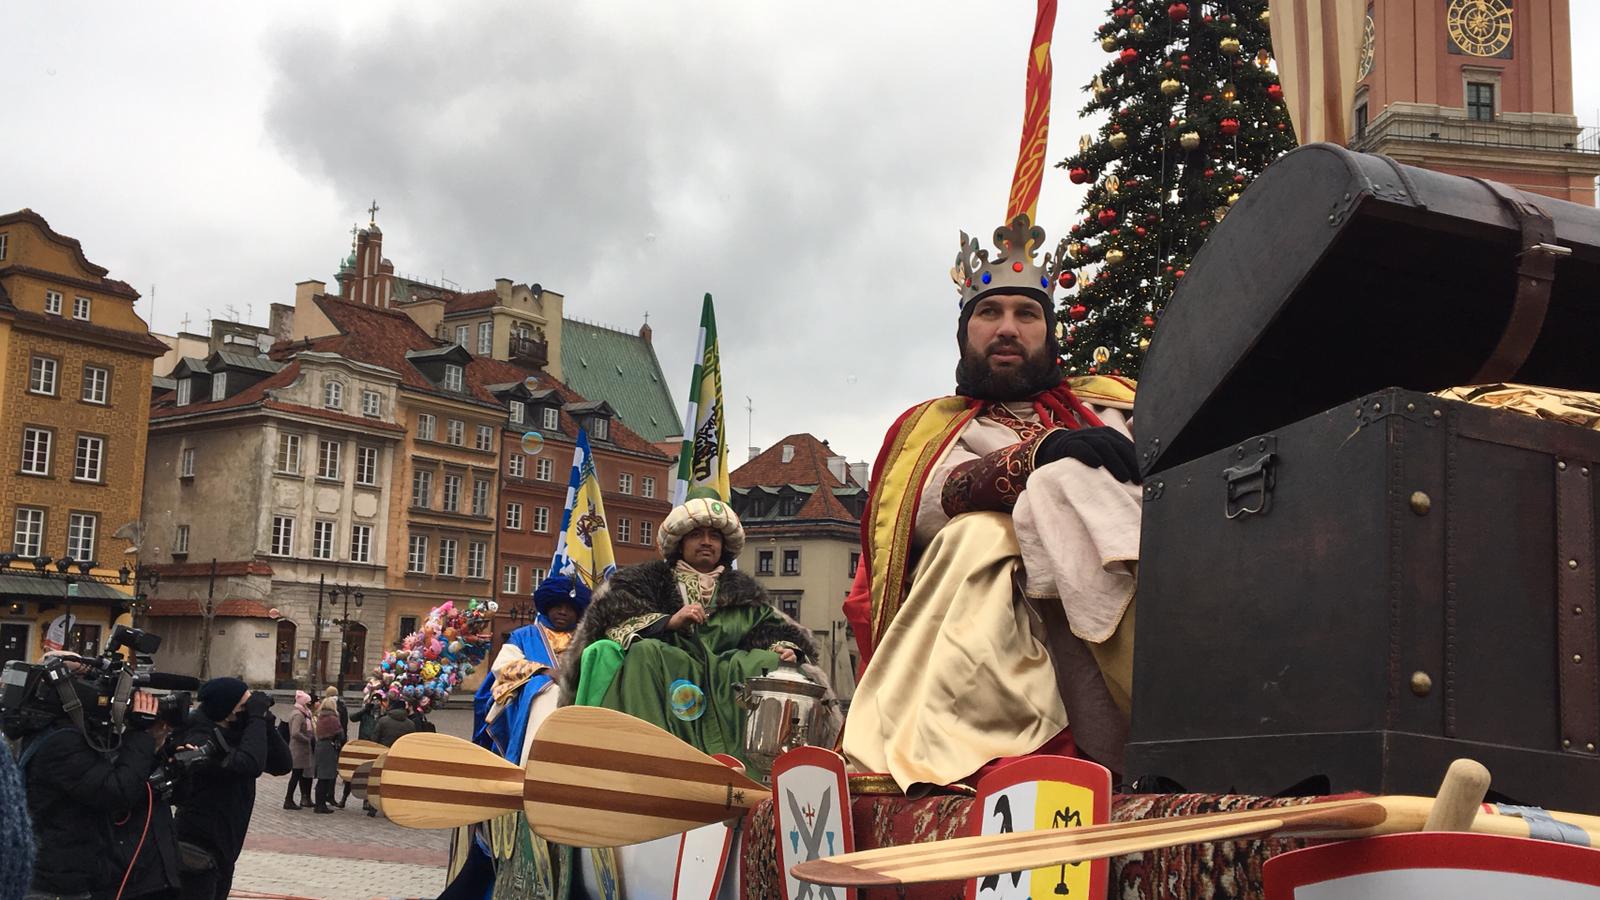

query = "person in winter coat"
[373,699,417,747]
[311,696,344,814]
[349,693,382,743]
[174,678,293,900]
[283,690,315,809]
[0,719,35,900]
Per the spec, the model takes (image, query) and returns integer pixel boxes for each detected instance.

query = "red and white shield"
[772,747,855,900]
[1264,831,1600,899]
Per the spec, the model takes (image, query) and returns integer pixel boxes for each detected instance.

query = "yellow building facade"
[0,209,167,665]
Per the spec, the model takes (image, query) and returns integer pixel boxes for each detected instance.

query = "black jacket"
[374,707,416,746]
[19,725,177,899]
[174,704,293,863]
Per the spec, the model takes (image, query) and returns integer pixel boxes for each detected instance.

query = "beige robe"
[842,402,1142,790]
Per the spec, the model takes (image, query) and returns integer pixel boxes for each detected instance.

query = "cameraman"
[171,678,291,900]
[18,680,180,900]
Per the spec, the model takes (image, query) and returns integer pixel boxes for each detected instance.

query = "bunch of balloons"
[366,597,498,708]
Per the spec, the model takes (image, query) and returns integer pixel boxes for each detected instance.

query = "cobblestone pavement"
[231,706,471,899]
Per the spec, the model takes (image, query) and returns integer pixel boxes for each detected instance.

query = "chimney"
[269,303,295,342]
[640,321,653,344]
[826,455,847,483]
[848,461,869,487]
[749,446,761,462]
[294,280,326,308]
[781,444,795,464]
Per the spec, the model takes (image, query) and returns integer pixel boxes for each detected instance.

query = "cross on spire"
[367,200,380,224]
[643,311,650,326]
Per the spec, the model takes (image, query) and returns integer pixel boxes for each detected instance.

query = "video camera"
[0,625,200,748]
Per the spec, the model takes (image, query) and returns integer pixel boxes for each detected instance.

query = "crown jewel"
[950,214,1070,311]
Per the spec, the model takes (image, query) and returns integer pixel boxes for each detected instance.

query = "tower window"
[1466,82,1495,121]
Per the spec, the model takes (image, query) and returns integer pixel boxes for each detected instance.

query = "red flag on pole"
[1006,0,1058,224]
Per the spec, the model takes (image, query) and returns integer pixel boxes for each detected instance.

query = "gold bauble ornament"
[1160,77,1182,96]
[1102,34,1120,52]
[1108,132,1129,150]
[1093,346,1112,365]
[1214,205,1230,222]
[1256,48,1273,68]
[1104,175,1121,195]
[1105,248,1127,266]
[1139,338,1151,351]
[1079,133,1094,153]
[1091,76,1108,101]
[1221,82,1237,102]
[1180,130,1202,150]
[1069,242,1089,260]
[1220,36,1242,56]
[1129,14,1146,33]
[1055,323,1066,340]
[1259,8,1270,25]
[1227,192,1242,205]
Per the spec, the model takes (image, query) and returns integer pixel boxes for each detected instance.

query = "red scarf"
[971,383,1105,431]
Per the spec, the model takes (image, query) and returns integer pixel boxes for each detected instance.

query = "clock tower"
[1351,0,1599,206]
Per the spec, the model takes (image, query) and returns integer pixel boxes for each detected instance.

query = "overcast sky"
[11,3,1600,467]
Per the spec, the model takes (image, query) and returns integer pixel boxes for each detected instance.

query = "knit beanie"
[198,676,249,723]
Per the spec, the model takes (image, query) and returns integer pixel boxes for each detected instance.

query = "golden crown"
[950,214,1070,310]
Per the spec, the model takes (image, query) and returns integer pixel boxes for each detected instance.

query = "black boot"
[284,775,302,810]
[337,780,351,808]
[300,776,313,807]
[314,780,334,813]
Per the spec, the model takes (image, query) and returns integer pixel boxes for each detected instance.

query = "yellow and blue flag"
[550,429,617,589]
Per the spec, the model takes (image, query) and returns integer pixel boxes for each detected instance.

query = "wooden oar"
[350,759,376,800]
[525,706,768,848]
[380,732,524,828]
[792,794,1600,888]
[366,754,387,816]
[337,739,387,781]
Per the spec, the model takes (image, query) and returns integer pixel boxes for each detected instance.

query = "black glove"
[1035,427,1141,484]
[246,691,275,719]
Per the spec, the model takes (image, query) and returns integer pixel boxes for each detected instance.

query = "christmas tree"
[1056,0,1297,377]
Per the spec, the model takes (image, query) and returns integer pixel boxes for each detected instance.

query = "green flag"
[672,294,728,505]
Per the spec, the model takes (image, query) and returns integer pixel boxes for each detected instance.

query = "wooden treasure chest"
[1126,143,1600,812]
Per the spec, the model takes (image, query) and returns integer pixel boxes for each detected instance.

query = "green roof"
[560,319,681,443]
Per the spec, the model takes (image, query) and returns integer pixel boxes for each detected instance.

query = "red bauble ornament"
[1123,178,1137,187]
[1202,94,1214,102]
[1181,54,1191,62]
[1069,166,1090,184]
[1219,117,1241,136]
[1135,226,1147,236]
[1119,48,1139,65]
[1143,315,1155,326]
[1145,213,1159,223]
[1204,168,1216,177]
[1069,304,1089,321]
[1203,13,1213,22]
[1058,272,1077,289]
[1097,208,1118,226]
[1167,3,1189,22]
[1200,219,1211,228]
[1181,64,1191,71]
[1234,174,1247,183]
[1267,83,1284,101]
[1110,228,1120,236]
[1175,269,1187,278]
[1277,122,1288,131]
[1114,6,1132,19]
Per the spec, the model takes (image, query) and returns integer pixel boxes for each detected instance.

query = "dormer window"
[509,400,526,425]
[590,416,609,442]
[210,373,227,402]
[324,380,344,410]
[177,379,192,406]
[542,407,559,431]
[444,364,464,392]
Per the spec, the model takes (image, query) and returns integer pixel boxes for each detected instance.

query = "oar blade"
[367,755,386,815]
[381,732,523,829]
[337,739,386,781]
[525,706,766,848]
[350,759,379,800]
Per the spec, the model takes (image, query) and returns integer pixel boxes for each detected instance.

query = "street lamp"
[329,585,366,690]
[119,564,161,628]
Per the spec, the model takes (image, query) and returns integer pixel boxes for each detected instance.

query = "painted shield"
[772,746,855,900]
[965,756,1113,900]
[672,754,745,900]
[1263,831,1600,899]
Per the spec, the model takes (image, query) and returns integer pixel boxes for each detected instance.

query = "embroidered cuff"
[941,431,1059,516]
[607,613,668,649]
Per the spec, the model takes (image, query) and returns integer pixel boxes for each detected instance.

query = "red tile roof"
[145,598,279,619]
[731,433,862,490]
[444,290,497,314]
[796,486,856,522]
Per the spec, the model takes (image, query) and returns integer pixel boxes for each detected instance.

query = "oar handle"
[1424,758,1491,832]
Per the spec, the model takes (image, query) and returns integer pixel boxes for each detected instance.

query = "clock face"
[1359,14,1376,79]
[1446,0,1513,58]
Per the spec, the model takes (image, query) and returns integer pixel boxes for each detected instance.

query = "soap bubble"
[521,431,545,455]
[524,375,539,392]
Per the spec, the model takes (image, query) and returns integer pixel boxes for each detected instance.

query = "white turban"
[657,498,745,559]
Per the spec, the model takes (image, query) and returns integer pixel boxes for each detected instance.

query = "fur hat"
[658,498,744,560]
[533,574,592,617]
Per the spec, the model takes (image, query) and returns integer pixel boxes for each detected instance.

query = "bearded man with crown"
[840,214,1142,794]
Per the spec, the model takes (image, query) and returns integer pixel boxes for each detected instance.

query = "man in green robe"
[560,498,822,766]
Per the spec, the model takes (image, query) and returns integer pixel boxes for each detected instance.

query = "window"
[505,502,523,530]
[362,390,382,417]
[640,520,654,547]
[12,508,44,557]
[355,446,378,485]
[407,535,429,573]
[437,539,458,576]
[472,479,490,517]
[399,615,419,637]
[270,516,295,556]
[455,325,469,347]
[417,414,436,441]
[478,322,493,355]
[503,565,519,594]
[444,364,464,392]
[757,550,774,575]
[467,541,487,579]
[849,551,861,578]
[44,290,62,316]
[591,417,609,441]
[29,356,57,396]
[73,296,91,321]
[642,476,656,499]
[67,513,97,562]
[443,474,463,512]
[536,458,553,481]
[1354,102,1369,139]
[323,380,344,410]
[507,454,525,478]
[619,473,633,495]
[73,436,104,482]
[445,419,463,446]
[617,518,631,543]
[509,401,525,425]
[176,379,192,405]
[276,434,301,474]
[0,233,6,260]
[783,549,800,575]
[532,567,547,587]
[317,439,342,480]
[778,593,801,619]
[475,424,495,452]
[312,520,335,559]
[174,525,190,555]
[20,428,51,476]
[209,373,227,402]
[542,407,559,431]
[350,524,373,563]
[179,448,195,478]
[533,506,550,533]
[81,366,109,405]
[411,470,433,508]
[1467,82,1495,122]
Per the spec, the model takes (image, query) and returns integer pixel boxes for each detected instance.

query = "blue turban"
[533,574,591,617]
